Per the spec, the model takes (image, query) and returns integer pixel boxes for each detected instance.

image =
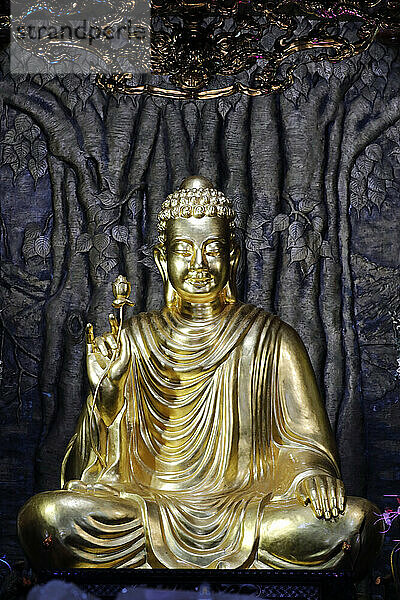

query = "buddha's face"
[165,216,231,303]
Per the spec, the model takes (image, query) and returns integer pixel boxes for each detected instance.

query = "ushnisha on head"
[154,176,239,310]
[157,176,236,246]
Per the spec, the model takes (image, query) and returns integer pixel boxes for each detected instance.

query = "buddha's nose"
[192,246,205,269]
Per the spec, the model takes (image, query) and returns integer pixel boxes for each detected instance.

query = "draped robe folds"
[61,302,341,569]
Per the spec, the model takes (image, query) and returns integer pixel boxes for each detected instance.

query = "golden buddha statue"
[18,176,383,576]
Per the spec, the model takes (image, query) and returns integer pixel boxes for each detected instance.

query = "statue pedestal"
[37,569,356,600]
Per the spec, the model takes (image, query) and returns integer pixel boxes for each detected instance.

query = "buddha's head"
[154,176,239,309]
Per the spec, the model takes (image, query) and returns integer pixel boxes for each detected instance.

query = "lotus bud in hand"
[112,275,134,309]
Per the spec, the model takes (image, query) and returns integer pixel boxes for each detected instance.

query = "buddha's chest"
[128,326,267,489]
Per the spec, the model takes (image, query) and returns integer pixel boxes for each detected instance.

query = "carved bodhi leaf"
[31,73,53,87]
[101,258,118,274]
[78,78,95,107]
[2,145,18,165]
[93,233,110,254]
[31,140,47,161]
[112,225,129,245]
[290,246,308,264]
[61,91,78,111]
[22,222,51,262]
[1,113,48,183]
[368,174,386,212]
[62,73,80,92]
[13,145,29,177]
[14,114,31,135]
[245,235,272,252]
[307,230,322,254]
[272,214,289,233]
[24,223,42,241]
[14,138,30,159]
[28,159,48,185]
[365,144,382,162]
[23,125,41,143]
[3,145,24,177]
[312,216,324,233]
[357,156,374,177]
[22,238,36,261]
[99,190,116,208]
[76,233,93,253]
[350,138,393,215]
[368,174,385,194]
[3,130,16,144]
[95,208,120,228]
[34,236,51,258]
[287,222,305,250]
[298,198,319,213]
[138,244,158,272]
[245,211,273,253]
[288,221,304,240]
[128,194,139,219]
[270,195,332,276]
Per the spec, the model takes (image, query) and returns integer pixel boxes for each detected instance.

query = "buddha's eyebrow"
[170,238,193,245]
[203,238,226,245]
[170,236,226,246]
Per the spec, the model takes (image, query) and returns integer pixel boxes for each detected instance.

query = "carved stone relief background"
[0,39,400,582]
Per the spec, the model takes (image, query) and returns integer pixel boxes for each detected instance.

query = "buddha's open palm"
[296,475,346,520]
[86,313,131,395]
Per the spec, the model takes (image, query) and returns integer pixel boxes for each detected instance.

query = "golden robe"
[58,302,345,569]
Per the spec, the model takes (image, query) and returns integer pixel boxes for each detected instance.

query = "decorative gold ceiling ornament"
[1,1,399,98]
[95,0,400,99]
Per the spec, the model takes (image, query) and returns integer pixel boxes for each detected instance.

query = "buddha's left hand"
[65,479,120,497]
[296,475,346,520]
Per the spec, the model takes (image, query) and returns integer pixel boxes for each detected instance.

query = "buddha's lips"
[186,273,213,287]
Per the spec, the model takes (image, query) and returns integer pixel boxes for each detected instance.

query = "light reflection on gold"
[18,176,383,576]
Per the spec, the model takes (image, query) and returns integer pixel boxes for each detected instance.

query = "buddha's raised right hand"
[86,314,131,425]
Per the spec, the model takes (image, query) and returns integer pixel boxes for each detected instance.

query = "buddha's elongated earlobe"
[222,281,236,304]
[154,244,178,309]
[221,242,240,304]
[165,280,179,309]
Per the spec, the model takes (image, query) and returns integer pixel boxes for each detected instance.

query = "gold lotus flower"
[112,275,135,308]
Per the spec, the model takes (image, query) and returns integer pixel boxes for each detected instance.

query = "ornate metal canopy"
[96,0,400,98]
[1,0,400,98]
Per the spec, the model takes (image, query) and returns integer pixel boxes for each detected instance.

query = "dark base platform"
[37,569,356,600]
